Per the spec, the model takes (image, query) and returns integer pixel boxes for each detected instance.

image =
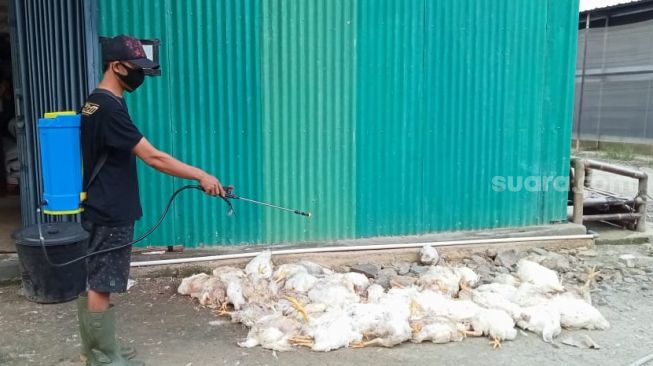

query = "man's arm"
[132,137,225,196]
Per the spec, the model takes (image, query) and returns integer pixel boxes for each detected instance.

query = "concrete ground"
[0,195,20,253]
[2,243,653,366]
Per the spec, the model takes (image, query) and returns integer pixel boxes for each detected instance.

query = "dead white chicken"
[284,272,318,293]
[276,294,326,322]
[365,284,386,304]
[475,283,518,301]
[467,308,517,348]
[228,302,276,327]
[444,299,483,324]
[493,273,520,287]
[511,283,553,307]
[410,287,480,323]
[245,250,274,281]
[411,289,450,318]
[177,273,210,297]
[245,278,278,305]
[225,277,247,310]
[454,267,480,289]
[416,265,461,296]
[308,279,360,310]
[420,244,440,265]
[471,290,522,320]
[238,313,302,351]
[351,312,412,348]
[410,316,466,344]
[346,302,387,338]
[338,272,371,296]
[516,305,562,343]
[516,259,564,293]
[290,309,363,352]
[197,277,227,308]
[272,264,307,285]
[550,294,610,330]
[350,288,414,348]
[211,266,245,282]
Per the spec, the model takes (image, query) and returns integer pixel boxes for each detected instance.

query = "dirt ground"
[2,243,653,366]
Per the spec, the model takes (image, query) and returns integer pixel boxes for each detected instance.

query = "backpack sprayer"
[35,112,311,268]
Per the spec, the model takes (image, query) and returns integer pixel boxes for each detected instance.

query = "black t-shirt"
[80,88,144,226]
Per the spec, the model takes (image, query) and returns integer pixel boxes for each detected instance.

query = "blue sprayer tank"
[37,112,83,215]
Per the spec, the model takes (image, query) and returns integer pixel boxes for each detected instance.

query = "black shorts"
[83,221,135,293]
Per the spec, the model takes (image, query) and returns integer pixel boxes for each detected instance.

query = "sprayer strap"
[85,152,107,191]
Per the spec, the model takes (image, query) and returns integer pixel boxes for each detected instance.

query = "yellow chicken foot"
[285,296,309,322]
[410,298,421,318]
[435,280,450,294]
[464,330,482,338]
[584,266,601,289]
[289,336,314,348]
[216,302,232,316]
[456,280,472,298]
[490,336,502,349]
[410,323,423,335]
[351,339,381,349]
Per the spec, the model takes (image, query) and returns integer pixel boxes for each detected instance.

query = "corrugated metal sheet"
[99,0,579,246]
[423,0,555,231]
[260,0,357,242]
[10,0,95,226]
[356,0,424,237]
[100,0,263,246]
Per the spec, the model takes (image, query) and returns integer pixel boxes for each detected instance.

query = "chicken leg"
[583,266,601,289]
[580,266,601,303]
[216,302,232,317]
[289,335,315,348]
[285,296,309,322]
[435,280,451,294]
[410,322,423,335]
[351,338,386,348]
[410,298,422,319]
[489,336,502,349]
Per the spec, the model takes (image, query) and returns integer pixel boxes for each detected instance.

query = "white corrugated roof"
[580,0,643,11]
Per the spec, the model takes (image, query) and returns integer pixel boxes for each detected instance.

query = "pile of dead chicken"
[177,246,609,352]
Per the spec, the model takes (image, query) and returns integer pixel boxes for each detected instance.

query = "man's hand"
[199,173,225,197]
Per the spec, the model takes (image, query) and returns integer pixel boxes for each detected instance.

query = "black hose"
[38,184,209,267]
[37,183,309,267]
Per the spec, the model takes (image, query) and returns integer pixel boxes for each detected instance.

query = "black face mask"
[116,62,145,92]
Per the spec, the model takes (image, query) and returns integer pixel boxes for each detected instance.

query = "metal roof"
[580,0,646,12]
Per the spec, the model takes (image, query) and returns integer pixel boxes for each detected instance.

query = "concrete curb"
[129,237,594,279]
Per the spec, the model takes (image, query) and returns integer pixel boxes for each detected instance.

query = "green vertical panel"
[422,0,565,232]
[356,0,424,237]
[260,0,357,243]
[100,0,262,247]
[541,0,580,222]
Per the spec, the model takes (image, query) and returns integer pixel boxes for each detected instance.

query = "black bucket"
[13,222,88,304]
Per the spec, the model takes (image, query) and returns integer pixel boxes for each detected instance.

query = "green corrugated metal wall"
[99,0,579,247]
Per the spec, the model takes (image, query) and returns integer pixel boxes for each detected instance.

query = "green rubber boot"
[85,305,144,366]
[77,294,137,360]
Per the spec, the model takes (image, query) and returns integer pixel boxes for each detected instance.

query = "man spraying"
[78,35,224,366]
